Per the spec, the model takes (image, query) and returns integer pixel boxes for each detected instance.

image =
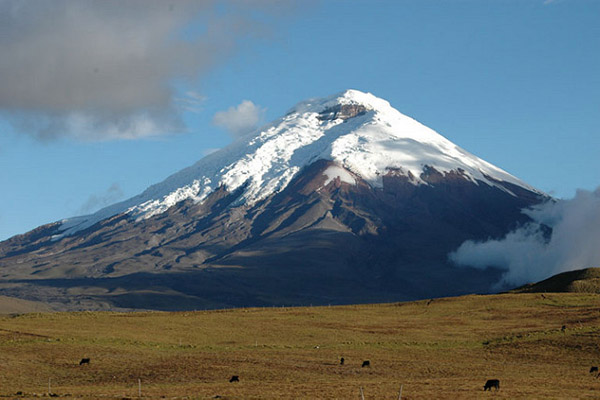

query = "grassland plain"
[0,293,599,399]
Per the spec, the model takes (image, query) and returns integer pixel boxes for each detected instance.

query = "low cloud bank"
[450,187,600,288]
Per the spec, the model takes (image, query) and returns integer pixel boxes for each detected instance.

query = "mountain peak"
[326,89,389,108]
[289,89,391,117]
[59,90,539,237]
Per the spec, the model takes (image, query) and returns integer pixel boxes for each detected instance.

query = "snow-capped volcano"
[61,89,536,236]
[0,90,548,311]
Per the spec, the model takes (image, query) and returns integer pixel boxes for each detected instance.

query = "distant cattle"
[340,357,345,365]
[361,360,370,368]
[79,358,90,365]
[483,379,500,391]
[561,325,566,332]
[590,366,598,374]
[229,375,239,383]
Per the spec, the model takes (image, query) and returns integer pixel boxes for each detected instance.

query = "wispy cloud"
[174,92,207,114]
[450,187,600,288]
[213,100,266,138]
[202,147,221,156]
[78,183,124,214]
[0,0,294,141]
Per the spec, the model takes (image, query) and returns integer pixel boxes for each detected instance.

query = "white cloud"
[213,100,265,138]
[0,0,292,141]
[450,187,600,288]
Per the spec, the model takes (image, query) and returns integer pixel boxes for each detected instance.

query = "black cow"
[229,375,239,383]
[79,358,90,365]
[483,379,500,391]
[590,366,598,374]
[340,357,345,365]
[361,360,370,368]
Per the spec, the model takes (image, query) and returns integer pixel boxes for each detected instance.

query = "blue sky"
[1,0,599,240]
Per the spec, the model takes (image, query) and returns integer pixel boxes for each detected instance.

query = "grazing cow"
[590,366,598,374]
[361,360,370,368]
[483,379,500,391]
[561,325,566,332]
[340,357,345,365]
[229,375,239,383]
[79,358,90,365]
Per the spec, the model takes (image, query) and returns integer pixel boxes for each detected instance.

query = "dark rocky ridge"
[317,104,368,121]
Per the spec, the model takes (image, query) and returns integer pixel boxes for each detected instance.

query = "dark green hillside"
[514,267,600,294]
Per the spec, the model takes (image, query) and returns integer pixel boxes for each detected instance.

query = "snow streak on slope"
[60,90,537,236]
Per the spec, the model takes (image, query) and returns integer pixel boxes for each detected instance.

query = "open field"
[0,296,52,314]
[0,293,599,399]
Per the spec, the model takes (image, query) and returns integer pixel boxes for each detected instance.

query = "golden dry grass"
[0,293,599,399]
